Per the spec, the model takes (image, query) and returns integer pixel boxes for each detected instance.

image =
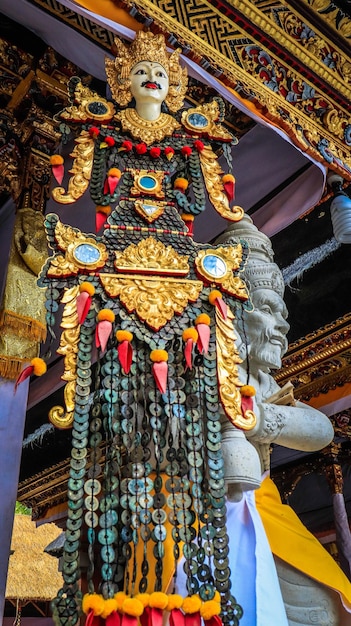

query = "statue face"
[247,289,289,370]
[130,61,169,106]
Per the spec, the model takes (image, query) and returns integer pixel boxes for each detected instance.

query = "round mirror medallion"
[87,101,109,116]
[201,254,227,279]
[74,243,101,265]
[139,175,158,191]
[187,113,209,129]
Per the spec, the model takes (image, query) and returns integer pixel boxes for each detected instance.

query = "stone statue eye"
[261,305,272,314]
[135,69,146,75]
[156,70,166,78]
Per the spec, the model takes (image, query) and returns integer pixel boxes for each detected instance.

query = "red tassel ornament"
[50,155,64,185]
[95,309,115,352]
[116,330,134,374]
[95,205,111,232]
[195,314,211,354]
[208,290,227,319]
[150,350,168,394]
[104,168,121,195]
[182,328,198,370]
[15,357,47,391]
[76,282,95,324]
[222,174,235,203]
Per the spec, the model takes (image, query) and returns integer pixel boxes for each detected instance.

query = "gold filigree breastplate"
[115,108,180,145]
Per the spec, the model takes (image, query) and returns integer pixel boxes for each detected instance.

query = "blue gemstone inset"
[139,175,157,190]
[187,112,208,128]
[74,243,101,264]
[202,254,227,278]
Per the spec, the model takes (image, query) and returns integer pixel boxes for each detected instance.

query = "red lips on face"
[145,82,158,89]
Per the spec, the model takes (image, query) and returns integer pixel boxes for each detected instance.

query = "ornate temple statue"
[38,30,351,626]
[217,216,351,626]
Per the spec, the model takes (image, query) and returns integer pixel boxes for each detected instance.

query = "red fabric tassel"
[52,164,64,185]
[107,174,120,195]
[76,291,92,325]
[215,296,227,320]
[150,608,163,626]
[241,395,254,415]
[152,361,168,394]
[106,612,121,626]
[95,320,112,352]
[184,338,194,370]
[204,617,223,626]
[184,613,201,626]
[170,609,185,626]
[121,615,138,626]
[85,611,103,626]
[139,606,151,626]
[96,211,107,232]
[15,364,34,391]
[196,323,210,354]
[117,340,133,374]
[183,219,194,235]
[223,180,235,203]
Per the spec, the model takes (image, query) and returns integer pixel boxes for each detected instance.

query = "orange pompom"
[150,349,168,363]
[195,313,210,326]
[82,593,105,616]
[182,328,198,342]
[79,281,95,296]
[116,330,133,342]
[200,601,221,620]
[96,204,111,216]
[50,154,64,166]
[166,595,184,611]
[208,290,222,305]
[31,358,47,377]
[149,592,169,610]
[135,594,150,608]
[181,213,194,221]
[97,309,115,323]
[174,177,189,191]
[101,598,118,618]
[240,385,256,397]
[114,592,127,611]
[182,596,202,614]
[222,174,235,183]
[122,598,144,617]
[108,167,121,178]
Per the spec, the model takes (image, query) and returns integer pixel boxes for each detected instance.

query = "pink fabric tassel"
[152,361,168,394]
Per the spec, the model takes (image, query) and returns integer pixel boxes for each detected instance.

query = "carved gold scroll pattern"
[100,274,203,330]
[52,130,94,204]
[49,285,79,429]
[215,306,256,430]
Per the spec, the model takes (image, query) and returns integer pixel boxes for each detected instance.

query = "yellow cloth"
[73,0,141,30]
[255,476,351,611]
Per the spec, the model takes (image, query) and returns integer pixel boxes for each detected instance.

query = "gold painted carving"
[47,218,108,277]
[129,169,166,199]
[51,130,94,204]
[115,108,180,145]
[100,274,203,330]
[216,307,256,430]
[199,146,244,221]
[106,31,187,112]
[195,246,249,300]
[114,236,189,276]
[60,79,116,122]
[181,102,234,141]
[49,286,79,429]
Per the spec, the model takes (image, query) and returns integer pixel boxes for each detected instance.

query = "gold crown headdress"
[105,31,188,112]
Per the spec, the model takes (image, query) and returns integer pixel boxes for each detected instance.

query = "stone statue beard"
[246,314,289,371]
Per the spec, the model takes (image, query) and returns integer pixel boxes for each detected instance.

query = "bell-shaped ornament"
[221,423,262,501]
